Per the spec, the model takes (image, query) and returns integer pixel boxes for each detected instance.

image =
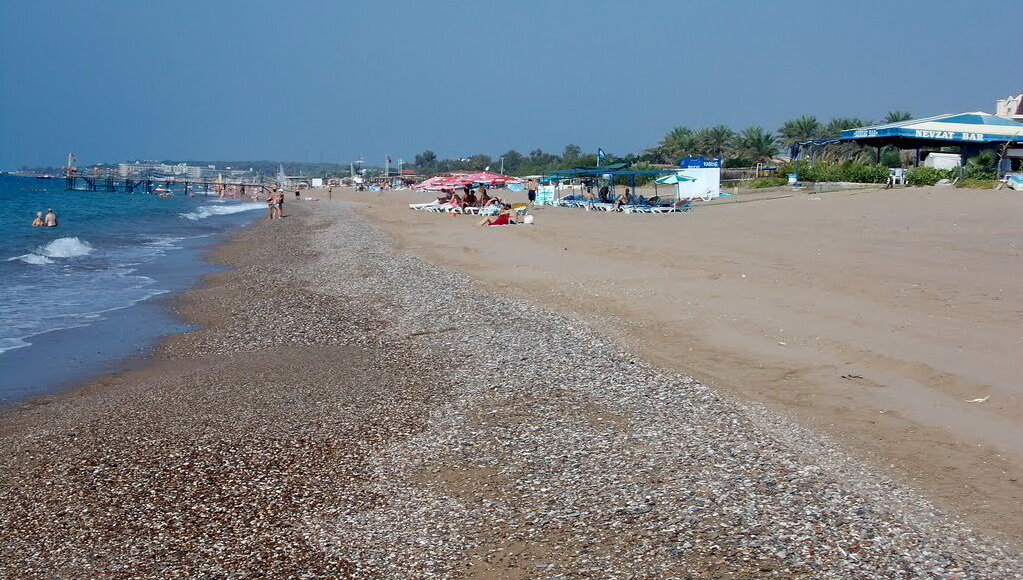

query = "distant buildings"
[117,161,256,181]
[996,92,1023,122]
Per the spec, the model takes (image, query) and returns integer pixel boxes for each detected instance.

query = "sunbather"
[611,188,632,211]
[478,203,516,226]
[449,192,465,209]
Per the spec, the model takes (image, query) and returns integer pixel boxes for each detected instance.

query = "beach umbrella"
[655,173,695,185]
[460,171,522,185]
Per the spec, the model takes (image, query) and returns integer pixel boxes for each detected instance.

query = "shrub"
[748,177,788,188]
[906,167,953,186]
[961,165,996,180]
[775,161,888,183]
[880,149,902,168]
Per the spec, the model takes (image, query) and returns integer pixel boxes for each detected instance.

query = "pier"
[64,175,274,195]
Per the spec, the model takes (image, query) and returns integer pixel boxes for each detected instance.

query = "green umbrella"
[655,173,695,185]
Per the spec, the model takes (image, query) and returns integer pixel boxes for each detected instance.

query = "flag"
[597,148,606,164]
[386,155,392,163]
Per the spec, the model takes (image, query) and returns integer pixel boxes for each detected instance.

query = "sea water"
[0,175,266,405]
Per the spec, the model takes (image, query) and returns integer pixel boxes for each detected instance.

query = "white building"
[996,92,1023,121]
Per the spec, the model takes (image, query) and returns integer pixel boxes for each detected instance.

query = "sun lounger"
[649,199,694,213]
[409,202,440,211]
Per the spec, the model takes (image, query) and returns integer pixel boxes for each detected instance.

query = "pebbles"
[1,202,1020,578]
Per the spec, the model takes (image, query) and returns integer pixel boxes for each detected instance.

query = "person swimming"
[31,212,44,227]
[44,209,58,227]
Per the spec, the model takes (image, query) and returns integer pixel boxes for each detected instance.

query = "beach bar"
[837,111,1023,170]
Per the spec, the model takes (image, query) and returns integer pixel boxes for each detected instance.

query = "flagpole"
[384,155,389,182]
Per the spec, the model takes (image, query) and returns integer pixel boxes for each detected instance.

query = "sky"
[1,0,1020,168]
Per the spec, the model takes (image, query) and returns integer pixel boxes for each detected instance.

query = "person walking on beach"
[44,209,58,227]
[31,212,45,227]
[526,178,539,208]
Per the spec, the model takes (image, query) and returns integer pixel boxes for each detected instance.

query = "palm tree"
[738,126,779,163]
[646,126,700,163]
[824,117,868,137]
[697,125,736,158]
[884,110,913,123]
[778,116,824,147]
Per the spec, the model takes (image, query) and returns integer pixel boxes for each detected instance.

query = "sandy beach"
[2,190,1022,578]
[336,185,1023,543]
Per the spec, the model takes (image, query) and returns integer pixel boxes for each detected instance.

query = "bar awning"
[841,112,1023,145]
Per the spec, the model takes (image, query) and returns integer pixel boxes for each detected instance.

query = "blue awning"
[841,111,1023,144]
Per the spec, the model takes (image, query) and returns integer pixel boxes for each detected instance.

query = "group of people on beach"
[266,189,285,219]
[30,209,58,227]
[432,186,521,226]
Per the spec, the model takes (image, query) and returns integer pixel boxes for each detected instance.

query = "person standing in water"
[31,212,45,227]
[44,209,58,227]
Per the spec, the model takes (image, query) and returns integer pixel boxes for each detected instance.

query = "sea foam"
[180,202,264,221]
[8,253,54,265]
[7,237,93,264]
[41,237,94,258]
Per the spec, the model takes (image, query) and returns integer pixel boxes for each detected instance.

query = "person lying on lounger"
[611,188,632,211]
[478,203,516,226]
[448,192,465,209]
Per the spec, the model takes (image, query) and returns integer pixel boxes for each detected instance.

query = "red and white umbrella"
[415,171,522,191]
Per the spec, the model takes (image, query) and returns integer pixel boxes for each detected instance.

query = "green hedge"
[905,167,953,186]
[775,161,888,183]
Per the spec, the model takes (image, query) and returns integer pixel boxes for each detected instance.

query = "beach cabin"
[672,156,722,200]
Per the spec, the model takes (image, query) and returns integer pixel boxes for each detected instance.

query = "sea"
[0,174,266,406]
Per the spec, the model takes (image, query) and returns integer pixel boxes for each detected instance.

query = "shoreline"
[0,215,261,414]
[2,198,1020,577]
[0,193,266,409]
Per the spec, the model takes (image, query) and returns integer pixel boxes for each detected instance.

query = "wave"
[41,237,93,258]
[8,254,54,265]
[6,237,93,265]
[0,337,31,354]
[0,271,168,357]
[179,202,264,221]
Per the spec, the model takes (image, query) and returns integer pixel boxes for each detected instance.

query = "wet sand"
[323,184,1023,543]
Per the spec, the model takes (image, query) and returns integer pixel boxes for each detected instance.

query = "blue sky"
[1,0,1019,168]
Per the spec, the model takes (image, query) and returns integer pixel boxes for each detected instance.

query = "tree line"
[410,111,914,176]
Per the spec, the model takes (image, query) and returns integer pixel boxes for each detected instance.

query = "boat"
[154,186,173,197]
